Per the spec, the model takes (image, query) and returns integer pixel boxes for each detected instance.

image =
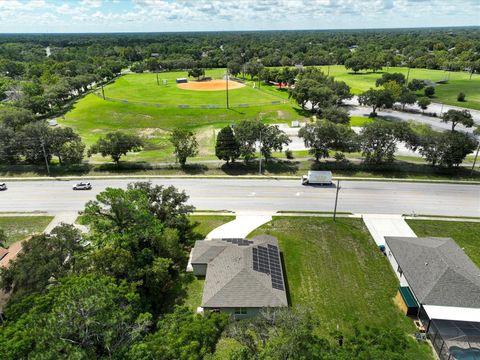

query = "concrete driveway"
[206,214,272,239]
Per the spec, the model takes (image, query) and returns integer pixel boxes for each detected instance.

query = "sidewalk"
[362,214,417,246]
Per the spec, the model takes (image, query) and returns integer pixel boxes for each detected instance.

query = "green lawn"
[229,216,430,359]
[57,66,478,165]
[407,220,480,268]
[102,70,285,107]
[190,215,235,239]
[0,216,53,247]
[318,65,480,110]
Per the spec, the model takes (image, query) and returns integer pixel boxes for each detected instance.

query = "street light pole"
[41,140,50,177]
[258,130,262,175]
[472,143,480,175]
[226,70,229,109]
[333,180,341,221]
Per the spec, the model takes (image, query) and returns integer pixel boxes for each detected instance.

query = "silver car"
[72,182,92,190]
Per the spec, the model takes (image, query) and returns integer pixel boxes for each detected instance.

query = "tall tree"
[375,72,406,87]
[88,131,144,164]
[0,275,151,360]
[358,88,395,117]
[169,128,198,166]
[259,124,291,162]
[0,224,86,303]
[360,120,414,164]
[234,119,264,162]
[129,306,228,360]
[299,120,359,161]
[442,109,474,132]
[215,125,240,164]
[82,183,196,313]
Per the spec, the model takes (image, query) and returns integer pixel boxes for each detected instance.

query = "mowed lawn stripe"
[250,217,416,332]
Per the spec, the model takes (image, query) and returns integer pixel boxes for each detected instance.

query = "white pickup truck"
[301,171,332,185]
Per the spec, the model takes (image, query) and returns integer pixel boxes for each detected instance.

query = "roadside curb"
[1,174,479,185]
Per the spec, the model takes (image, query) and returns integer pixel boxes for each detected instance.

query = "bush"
[334,152,346,162]
[424,86,435,97]
[285,149,294,159]
[457,92,466,102]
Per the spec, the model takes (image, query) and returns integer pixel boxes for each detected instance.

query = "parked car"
[0,183,7,191]
[72,182,92,190]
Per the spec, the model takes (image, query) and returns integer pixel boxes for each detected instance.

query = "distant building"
[190,235,288,319]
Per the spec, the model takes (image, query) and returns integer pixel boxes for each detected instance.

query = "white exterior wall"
[205,307,261,319]
[384,243,410,287]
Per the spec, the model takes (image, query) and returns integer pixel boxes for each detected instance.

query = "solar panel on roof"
[251,243,285,291]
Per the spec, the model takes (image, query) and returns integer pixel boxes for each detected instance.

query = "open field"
[57,66,479,165]
[318,65,480,110]
[99,69,285,107]
[407,220,480,268]
[0,216,53,247]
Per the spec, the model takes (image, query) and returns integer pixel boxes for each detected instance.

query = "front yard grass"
[0,216,54,247]
[406,219,480,268]
[245,216,433,359]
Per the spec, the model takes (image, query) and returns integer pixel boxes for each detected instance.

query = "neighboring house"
[190,235,288,319]
[385,236,480,359]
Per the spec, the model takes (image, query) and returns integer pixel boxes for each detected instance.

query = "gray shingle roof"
[385,236,480,308]
[192,235,288,308]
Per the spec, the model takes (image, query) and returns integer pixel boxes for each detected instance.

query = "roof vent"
[425,262,428,266]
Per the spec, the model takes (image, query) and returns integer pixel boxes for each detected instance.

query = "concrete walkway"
[205,214,273,240]
[44,212,79,233]
[362,214,417,246]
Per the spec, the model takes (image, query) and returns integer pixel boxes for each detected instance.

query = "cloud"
[0,0,478,32]
[80,0,103,8]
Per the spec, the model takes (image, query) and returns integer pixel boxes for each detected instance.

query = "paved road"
[0,179,478,217]
[345,96,479,133]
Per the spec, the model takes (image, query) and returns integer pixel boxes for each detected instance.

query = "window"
[234,307,247,315]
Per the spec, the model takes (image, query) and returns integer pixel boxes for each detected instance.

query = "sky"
[0,0,478,33]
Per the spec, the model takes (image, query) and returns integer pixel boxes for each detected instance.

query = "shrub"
[285,149,294,159]
[424,86,435,97]
[457,92,466,102]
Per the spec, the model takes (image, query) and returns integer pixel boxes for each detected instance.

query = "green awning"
[399,286,418,309]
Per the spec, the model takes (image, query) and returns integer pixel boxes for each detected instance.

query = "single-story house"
[190,235,288,319]
[385,236,480,359]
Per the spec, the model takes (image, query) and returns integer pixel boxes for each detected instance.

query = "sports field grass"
[100,69,286,107]
[406,220,480,268]
[318,65,480,110]
[0,216,53,247]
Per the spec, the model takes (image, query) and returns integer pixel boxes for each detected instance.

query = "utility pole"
[333,180,341,222]
[156,72,159,86]
[406,67,411,83]
[226,70,229,109]
[258,130,262,175]
[40,140,50,177]
[472,143,480,175]
[101,83,105,100]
